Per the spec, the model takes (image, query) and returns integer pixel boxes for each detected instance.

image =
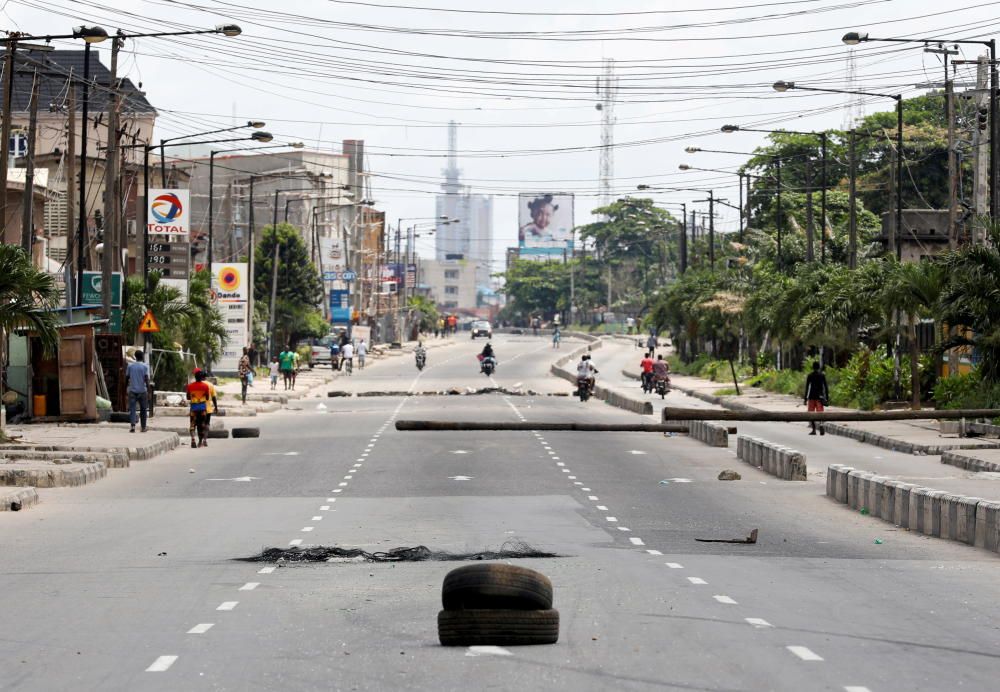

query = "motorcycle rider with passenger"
[652,354,670,388]
[576,354,598,393]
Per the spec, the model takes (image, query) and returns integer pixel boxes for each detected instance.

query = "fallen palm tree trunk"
[395,420,736,434]
[661,407,1000,422]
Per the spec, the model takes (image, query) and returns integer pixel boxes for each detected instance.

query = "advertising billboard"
[211,263,248,372]
[147,189,190,237]
[518,193,574,258]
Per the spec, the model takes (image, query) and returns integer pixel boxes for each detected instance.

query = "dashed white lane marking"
[588,495,599,501]
[449,475,474,481]
[338,482,349,486]
[288,539,303,546]
[786,646,824,661]
[844,687,872,692]
[353,463,362,467]
[216,602,238,611]
[627,450,647,455]
[311,514,324,520]
[552,456,560,460]
[746,618,773,628]
[302,526,314,532]
[581,487,591,491]
[618,527,631,531]
[629,537,645,546]
[320,506,331,511]
[465,645,513,657]
[333,489,342,493]
[146,656,178,672]
[665,563,683,569]
[451,450,469,455]
[239,582,259,591]
[343,475,352,480]
[573,482,583,485]
[687,577,707,585]
[596,505,608,510]
[326,498,337,502]
[187,624,213,634]
[605,516,618,522]
[568,475,577,479]
[258,566,276,575]
[646,550,663,555]
[714,595,738,605]
[556,462,565,467]
[561,469,570,473]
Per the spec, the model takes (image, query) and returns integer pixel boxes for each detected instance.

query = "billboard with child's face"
[518,193,574,257]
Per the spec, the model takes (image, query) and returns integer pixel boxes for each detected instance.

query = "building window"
[444,286,458,295]
[8,130,27,165]
[444,270,459,279]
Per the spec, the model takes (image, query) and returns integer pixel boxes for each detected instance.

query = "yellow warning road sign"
[138,310,160,333]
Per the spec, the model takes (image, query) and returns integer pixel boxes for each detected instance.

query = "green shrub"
[933,370,1000,410]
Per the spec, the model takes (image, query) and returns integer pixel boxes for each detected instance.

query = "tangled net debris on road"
[237,540,560,563]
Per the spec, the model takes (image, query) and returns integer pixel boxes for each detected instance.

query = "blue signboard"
[341,270,357,282]
[330,289,351,322]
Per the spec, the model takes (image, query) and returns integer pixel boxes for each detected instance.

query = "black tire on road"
[442,563,553,611]
[207,428,230,439]
[232,427,260,438]
[437,609,559,646]
[109,412,131,423]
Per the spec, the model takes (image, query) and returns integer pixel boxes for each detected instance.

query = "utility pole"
[65,78,77,306]
[887,145,897,258]
[947,70,958,249]
[77,43,92,306]
[974,54,990,240]
[805,158,815,262]
[21,65,39,253]
[0,40,17,240]
[848,130,858,269]
[820,134,828,262]
[679,202,688,274]
[102,34,121,321]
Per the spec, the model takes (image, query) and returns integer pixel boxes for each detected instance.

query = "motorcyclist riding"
[414,341,427,370]
[652,354,670,384]
[576,354,598,393]
[480,341,496,373]
[640,352,654,391]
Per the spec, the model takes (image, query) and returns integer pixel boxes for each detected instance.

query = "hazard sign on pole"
[138,310,160,333]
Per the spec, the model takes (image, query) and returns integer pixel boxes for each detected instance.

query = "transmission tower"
[596,58,618,208]
[841,48,866,129]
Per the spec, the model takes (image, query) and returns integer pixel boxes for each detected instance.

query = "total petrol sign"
[147,189,190,236]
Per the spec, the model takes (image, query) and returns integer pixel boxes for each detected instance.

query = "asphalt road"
[1,334,999,691]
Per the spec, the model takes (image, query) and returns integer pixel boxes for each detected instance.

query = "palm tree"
[0,245,61,351]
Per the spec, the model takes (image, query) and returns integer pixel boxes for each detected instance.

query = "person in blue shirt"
[125,350,150,433]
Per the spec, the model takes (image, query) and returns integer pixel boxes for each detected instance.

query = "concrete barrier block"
[866,475,886,518]
[938,494,981,544]
[834,466,854,503]
[878,480,898,521]
[908,487,931,534]
[891,483,916,528]
[826,464,842,497]
[923,490,947,537]
[847,471,867,510]
[974,500,1000,552]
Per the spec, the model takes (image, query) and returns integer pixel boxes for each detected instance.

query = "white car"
[470,321,493,339]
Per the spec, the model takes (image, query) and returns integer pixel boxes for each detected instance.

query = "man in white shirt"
[576,354,598,390]
[341,341,355,374]
[357,338,367,369]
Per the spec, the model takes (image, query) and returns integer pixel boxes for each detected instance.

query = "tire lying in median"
[442,563,553,611]
[437,609,559,646]
[231,427,261,439]
[207,428,230,439]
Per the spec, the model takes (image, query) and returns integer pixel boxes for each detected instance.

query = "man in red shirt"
[639,352,655,391]
[186,369,217,448]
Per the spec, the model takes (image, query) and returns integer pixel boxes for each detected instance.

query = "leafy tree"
[179,269,228,371]
[407,294,439,336]
[124,272,194,391]
[254,223,324,350]
[0,245,61,352]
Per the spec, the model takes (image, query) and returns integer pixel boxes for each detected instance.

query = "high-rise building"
[435,121,493,297]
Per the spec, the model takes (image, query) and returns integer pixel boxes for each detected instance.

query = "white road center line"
[552,456,560,460]
[646,550,663,555]
[746,618,773,628]
[665,563,683,569]
[187,624,213,634]
[216,602,238,611]
[581,487,591,491]
[343,476,352,480]
[320,506,331,511]
[288,539,303,546]
[333,489,342,493]
[326,498,337,502]
[339,482,349,487]
[312,516,323,521]
[146,655,178,672]
[302,527,314,532]
[617,527,631,532]
[568,476,577,479]
[687,577,707,585]
[844,687,872,692]
[239,582,259,591]
[588,496,599,501]
[713,595,738,605]
[556,462,565,467]
[606,516,618,522]
[786,646,824,661]
[258,566,276,575]
[465,645,513,657]
[629,537,645,546]
[596,505,608,510]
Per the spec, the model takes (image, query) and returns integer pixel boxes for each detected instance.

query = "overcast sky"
[6,0,1000,267]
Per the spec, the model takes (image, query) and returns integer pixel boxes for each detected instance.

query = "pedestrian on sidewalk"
[646,332,658,357]
[804,361,829,436]
[357,338,367,369]
[552,327,561,349]
[186,369,215,448]
[268,357,279,390]
[125,350,150,433]
[279,346,295,390]
[238,347,252,404]
[291,349,301,389]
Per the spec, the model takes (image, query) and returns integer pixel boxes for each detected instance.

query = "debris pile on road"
[438,564,560,646]
[717,469,742,481]
[237,540,559,563]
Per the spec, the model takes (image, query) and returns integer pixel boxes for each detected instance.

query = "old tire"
[437,609,559,646]
[442,564,552,611]
[207,428,230,439]
[231,427,260,438]
[109,412,131,423]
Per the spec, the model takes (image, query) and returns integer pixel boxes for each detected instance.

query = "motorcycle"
[577,376,593,402]
[415,352,426,371]
[640,372,653,394]
[481,356,496,376]
[330,353,341,371]
[654,376,670,399]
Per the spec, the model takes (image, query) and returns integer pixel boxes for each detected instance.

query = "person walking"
[268,356,280,390]
[646,332,658,358]
[803,361,830,436]
[278,346,295,390]
[341,340,355,374]
[436,317,445,338]
[238,347,252,404]
[552,327,561,349]
[291,348,301,390]
[357,338,367,369]
[185,369,216,448]
[125,350,150,433]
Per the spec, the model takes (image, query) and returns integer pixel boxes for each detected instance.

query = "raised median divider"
[549,340,653,415]
[685,420,729,447]
[736,436,807,480]
[941,450,1000,473]
[826,464,998,551]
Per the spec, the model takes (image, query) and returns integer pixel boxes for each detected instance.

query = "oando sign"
[147,189,190,236]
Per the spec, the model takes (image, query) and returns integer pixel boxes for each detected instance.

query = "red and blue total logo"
[150,193,183,224]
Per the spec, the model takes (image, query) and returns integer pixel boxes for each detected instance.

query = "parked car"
[470,320,493,339]
[309,329,346,368]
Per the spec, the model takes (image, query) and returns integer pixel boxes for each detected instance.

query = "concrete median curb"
[0,460,107,488]
[1,486,39,511]
[941,450,1000,473]
[826,464,996,550]
[549,340,653,415]
[685,420,729,447]
[736,436,807,480]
